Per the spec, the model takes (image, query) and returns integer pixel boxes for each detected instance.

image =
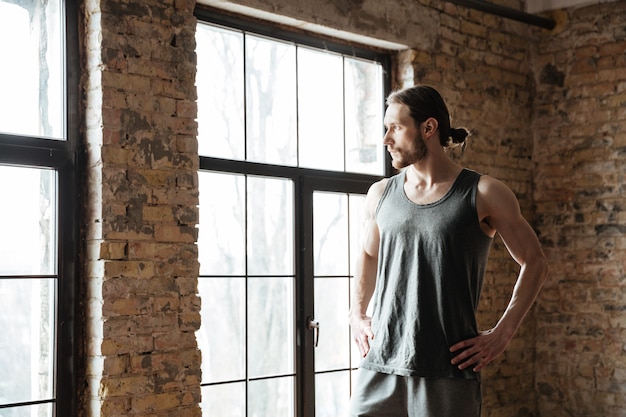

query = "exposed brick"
[84,1,201,416]
[131,392,180,413]
[460,20,489,38]
[533,2,626,416]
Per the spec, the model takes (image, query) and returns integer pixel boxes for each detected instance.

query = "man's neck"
[406,154,461,189]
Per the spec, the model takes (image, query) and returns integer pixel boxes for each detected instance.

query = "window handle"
[307,317,320,347]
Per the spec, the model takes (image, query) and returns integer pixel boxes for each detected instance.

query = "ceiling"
[525,0,619,13]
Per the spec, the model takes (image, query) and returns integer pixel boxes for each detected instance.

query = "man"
[348,85,548,417]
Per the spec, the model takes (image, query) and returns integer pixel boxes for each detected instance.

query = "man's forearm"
[495,258,549,337]
[349,252,378,317]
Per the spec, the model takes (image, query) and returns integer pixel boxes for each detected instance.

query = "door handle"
[307,317,320,347]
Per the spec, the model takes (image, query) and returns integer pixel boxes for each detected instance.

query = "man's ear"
[423,117,439,139]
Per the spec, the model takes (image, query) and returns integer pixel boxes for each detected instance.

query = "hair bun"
[450,127,469,144]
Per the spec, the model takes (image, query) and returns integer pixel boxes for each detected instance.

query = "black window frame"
[0,1,79,416]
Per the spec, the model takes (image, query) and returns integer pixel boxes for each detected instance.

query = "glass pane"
[314,192,349,276]
[198,171,245,276]
[0,0,63,139]
[247,176,294,275]
[315,371,350,417]
[196,23,245,159]
[248,277,295,378]
[298,48,344,171]
[348,194,367,277]
[197,278,245,383]
[349,302,363,364]
[246,35,297,166]
[344,58,385,175]
[0,279,55,404]
[314,278,350,372]
[201,383,245,417]
[249,377,295,417]
[0,402,53,417]
[0,166,56,276]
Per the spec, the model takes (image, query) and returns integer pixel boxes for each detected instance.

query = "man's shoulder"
[476,174,520,210]
[368,177,390,200]
[477,174,509,195]
[365,176,396,214]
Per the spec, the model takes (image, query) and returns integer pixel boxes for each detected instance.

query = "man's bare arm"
[349,179,386,358]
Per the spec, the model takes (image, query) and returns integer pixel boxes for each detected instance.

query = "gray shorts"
[349,368,482,417]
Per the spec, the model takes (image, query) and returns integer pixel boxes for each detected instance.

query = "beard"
[389,131,427,169]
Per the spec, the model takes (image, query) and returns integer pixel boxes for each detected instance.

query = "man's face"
[383,103,426,169]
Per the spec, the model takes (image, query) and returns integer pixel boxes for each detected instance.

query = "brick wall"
[532,3,626,417]
[82,1,201,416]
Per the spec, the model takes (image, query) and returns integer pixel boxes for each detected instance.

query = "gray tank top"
[359,168,493,380]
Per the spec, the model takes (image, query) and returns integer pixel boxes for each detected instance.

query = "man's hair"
[386,85,469,148]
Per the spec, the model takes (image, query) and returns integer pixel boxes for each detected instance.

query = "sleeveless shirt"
[359,168,493,380]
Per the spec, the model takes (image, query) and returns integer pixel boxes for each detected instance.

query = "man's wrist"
[348,310,367,320]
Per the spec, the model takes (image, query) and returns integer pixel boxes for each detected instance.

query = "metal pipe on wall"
[444,0,556,29]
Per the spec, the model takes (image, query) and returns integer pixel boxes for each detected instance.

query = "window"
[0,1,78,416]
[195,9,390,417]
[0,1,64,139]
[195,14,386,175]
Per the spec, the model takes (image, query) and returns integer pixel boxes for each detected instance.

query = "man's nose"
[382,131,392,145]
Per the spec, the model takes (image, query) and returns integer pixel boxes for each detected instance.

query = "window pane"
[349,194,367,276]
[0,166,56,276]
[196,23,245,159]
[315,371,350,417]
[0,0,63,139]
[298,48,344,171]
[344,58,385,175]
[201,383,245,417]
[196,22,387,175]
[249,377,295,417]
[248,277,294,378]
[314,192,349,276]
[198,171,245,276]
[247,176,294,275]
[197,278,245,384]
[314,277,350,372]
[0,278,55,405]
[246,36,297,166]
